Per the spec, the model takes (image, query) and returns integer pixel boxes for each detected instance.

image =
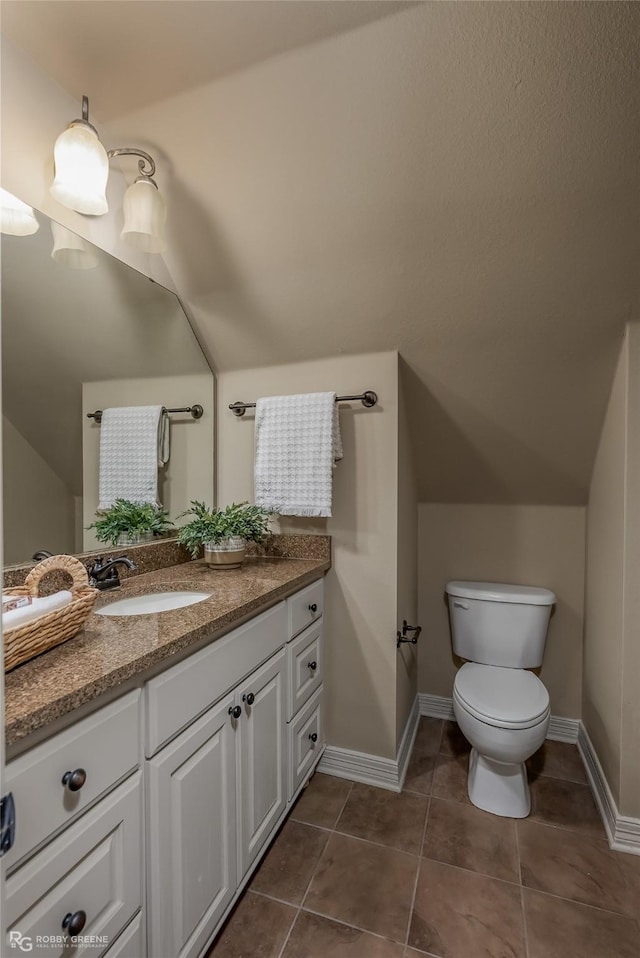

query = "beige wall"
[396,360,418,749]
[418,504,586,719]
[620,324,640,816]
[584,324,640,817]
[82,374,214,550]
[217,351,402,759]
[2,416,75,564]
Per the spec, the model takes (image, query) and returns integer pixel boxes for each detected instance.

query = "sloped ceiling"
[4,1,639,504]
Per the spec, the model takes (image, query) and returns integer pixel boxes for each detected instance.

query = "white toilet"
[446,580,556,818]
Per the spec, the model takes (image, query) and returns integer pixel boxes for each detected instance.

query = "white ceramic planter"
[203,537,246,570]
[116,531,154,547]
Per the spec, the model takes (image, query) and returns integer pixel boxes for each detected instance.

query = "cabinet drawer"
[5,690,140,866]
[287,579,324,639]
[145,601,286,756]
[287,620,323,719]
[5,772,142,958]
[288,687,324,798]
[104,912,143,957]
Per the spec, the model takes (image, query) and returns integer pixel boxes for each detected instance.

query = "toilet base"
[467,747,531,818]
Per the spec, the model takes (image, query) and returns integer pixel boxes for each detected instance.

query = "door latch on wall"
[396,620,422,648]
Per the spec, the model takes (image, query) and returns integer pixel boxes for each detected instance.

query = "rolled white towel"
[2,590,73,631]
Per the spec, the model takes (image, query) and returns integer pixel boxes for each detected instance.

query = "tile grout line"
[276,778,355,958]
[403,720,443,954]
[517,885,640,922]
[403,793,432,952]
[297,902,418,950]
[514,820,531,958]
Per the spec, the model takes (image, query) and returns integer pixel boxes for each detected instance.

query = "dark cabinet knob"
[243,692,255,706]
[61,769,87,792]
[307,661,317,671]
[228,705,242,719]
[62,910,87,936]
[308,732,318,742]
[308,603,318,614]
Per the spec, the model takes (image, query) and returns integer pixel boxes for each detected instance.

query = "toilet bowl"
[453,662,550,817]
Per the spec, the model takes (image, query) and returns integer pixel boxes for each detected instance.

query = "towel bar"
[229,391,377,417]
[87,405,203,424]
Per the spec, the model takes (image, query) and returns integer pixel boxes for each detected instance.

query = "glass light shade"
[50,221,98,269]
[121,179,167,253]
[50,122,109,215]
[0,189,39,235]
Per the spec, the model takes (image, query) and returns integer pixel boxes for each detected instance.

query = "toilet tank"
[446,581,556,669]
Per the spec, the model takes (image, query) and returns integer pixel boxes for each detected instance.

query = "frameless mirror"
[1,201,214,565]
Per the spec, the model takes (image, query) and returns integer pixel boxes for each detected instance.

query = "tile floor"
[208,719,640,958]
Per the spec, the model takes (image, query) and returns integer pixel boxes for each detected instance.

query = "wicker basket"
[3,555,98,672]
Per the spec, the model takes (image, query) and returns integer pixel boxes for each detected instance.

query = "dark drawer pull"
[307,660,317,671]
[61,769,87,792]
[308,603,318,614]
[228,705,242,719]
[243,692,255,706]
[62,910,87,936]
[308,732,318,743]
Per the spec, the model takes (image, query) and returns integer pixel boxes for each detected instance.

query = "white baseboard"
[418,693,455,721]
[547,715,580,743]
[418,693,579,743]
[578,723,640,856]
[318,696,420,793]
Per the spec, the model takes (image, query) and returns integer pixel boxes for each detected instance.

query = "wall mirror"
[1,200,214,565]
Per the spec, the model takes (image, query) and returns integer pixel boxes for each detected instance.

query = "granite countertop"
[5,554,330,747]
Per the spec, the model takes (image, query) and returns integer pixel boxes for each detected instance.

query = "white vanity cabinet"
[4,576,325,958]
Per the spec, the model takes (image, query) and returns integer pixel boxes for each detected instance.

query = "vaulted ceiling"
[3,1,639,504]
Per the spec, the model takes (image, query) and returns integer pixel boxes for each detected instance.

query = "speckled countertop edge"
[5,552,330,746]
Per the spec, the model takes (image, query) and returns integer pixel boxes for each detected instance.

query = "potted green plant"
[177,500,271,569]
[88,499,172,547]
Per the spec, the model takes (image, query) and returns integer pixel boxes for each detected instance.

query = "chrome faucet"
[86,556,136,591]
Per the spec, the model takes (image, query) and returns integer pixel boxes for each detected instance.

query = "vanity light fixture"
[50,95,166,253]
[0,188,39,236]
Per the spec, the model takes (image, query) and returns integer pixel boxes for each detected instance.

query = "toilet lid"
[454,663,549,729]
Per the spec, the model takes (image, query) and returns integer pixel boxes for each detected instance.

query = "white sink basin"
[96,591,211,617]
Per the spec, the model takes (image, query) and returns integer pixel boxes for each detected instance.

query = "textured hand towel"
[2,590,73,631]
[98,405,169,509]
[254,392,343,517]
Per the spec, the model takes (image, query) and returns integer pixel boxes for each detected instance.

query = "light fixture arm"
[106,148,157,182]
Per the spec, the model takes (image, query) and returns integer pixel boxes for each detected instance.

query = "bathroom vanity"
[3,552,329,958]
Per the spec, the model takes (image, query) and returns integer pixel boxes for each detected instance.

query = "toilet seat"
[454,663,549,730]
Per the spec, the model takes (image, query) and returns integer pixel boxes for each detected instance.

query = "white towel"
[98,405,169,510]
[254,392,343,517]
[2,590,73,631]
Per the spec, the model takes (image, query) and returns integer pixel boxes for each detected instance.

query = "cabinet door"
[147,694,237,958]
[237,649,287,877]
